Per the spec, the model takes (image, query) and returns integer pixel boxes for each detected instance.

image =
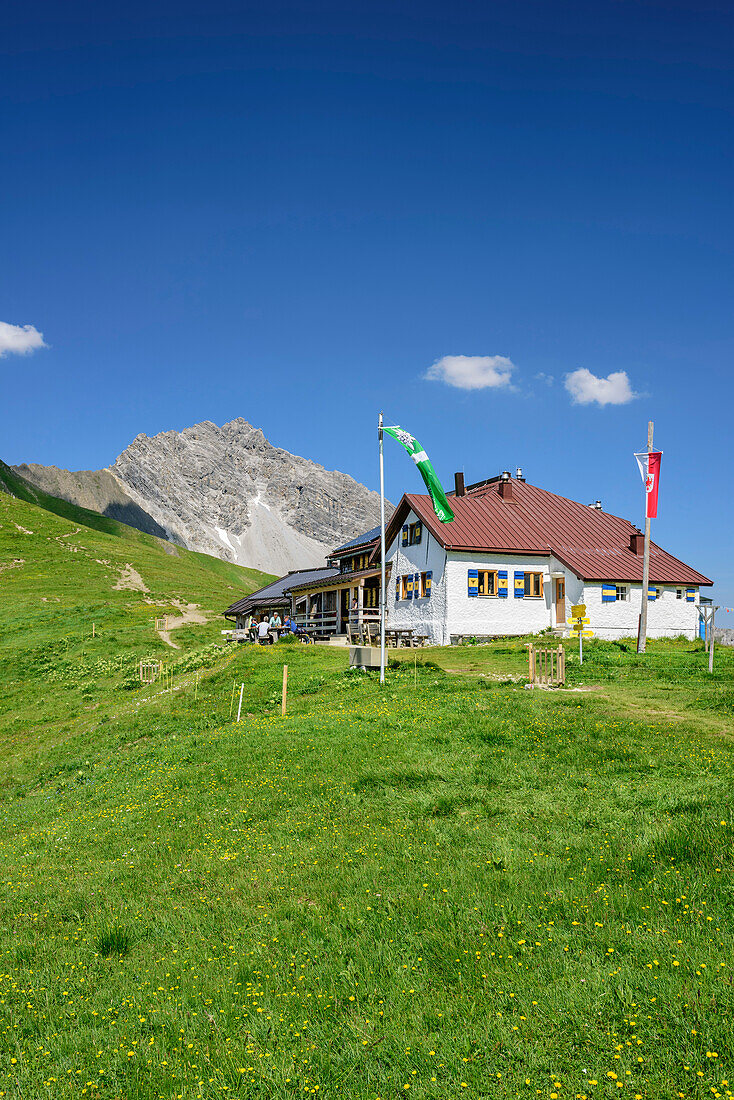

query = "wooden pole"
[281,665,288,716]
[236,683,244,722]
[638,420,654,653]
[229,681,236,719]
[92,622,95,638]
[195,672,199,701]
[709,608,717,674]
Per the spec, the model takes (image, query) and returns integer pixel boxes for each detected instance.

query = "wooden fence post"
[282,665,288,716]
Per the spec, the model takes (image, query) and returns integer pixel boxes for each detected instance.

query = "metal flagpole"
[637,419,654,654]
[379,412,386,684]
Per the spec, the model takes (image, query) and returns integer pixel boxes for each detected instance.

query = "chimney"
[498,471,514,501]
[454,472,465,497]
[629,531,644,555]
[516,466,525,482]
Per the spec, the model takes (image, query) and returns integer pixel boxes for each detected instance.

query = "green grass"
[0,482,733,1099]
[0,473,271,773]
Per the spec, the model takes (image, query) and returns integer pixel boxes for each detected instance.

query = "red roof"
[385,478,712,586]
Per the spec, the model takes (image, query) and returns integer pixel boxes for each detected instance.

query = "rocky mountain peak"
[14,419,390,575]
[108,419,389,574]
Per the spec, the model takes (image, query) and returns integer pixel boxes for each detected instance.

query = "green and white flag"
[384,426,455,523]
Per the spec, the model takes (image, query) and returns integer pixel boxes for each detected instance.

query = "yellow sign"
[570,629,594,638]
[570,616,590,625]
[571,604,586,617]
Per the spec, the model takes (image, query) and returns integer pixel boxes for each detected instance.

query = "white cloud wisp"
[0,321,47,359]
[425,354,516,391]
[564,368,636,406]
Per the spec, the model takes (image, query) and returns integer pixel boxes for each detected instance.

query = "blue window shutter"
[414,572,421,598]
[414,522,422,544]
[468,569,478,597]
[396,575,401,601]
[407,576,413,599]
[602,584,616,603]
[648,586,656,601]
[514,571,525,598]
[401,525,409,547]
[497,569,508,598]
[686,587,695,602]
[425,570,432,597]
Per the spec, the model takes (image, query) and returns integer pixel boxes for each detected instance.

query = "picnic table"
[385,627,416,647]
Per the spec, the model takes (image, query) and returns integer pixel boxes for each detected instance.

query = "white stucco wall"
[387,512,703,643]
[387,513,450,643]
[446,551,555,639]
[584,582,700,639]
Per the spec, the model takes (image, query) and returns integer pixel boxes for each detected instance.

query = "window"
[655,587,663,600]
[408,522,422,545]
[478,569,497,596]
[676,588,683,600]
[419,571,432,598]
[401,576,412,600]
[343,552,369,573]
[524,572,543,598]
[363,585,378,609]
[615,585,628,601]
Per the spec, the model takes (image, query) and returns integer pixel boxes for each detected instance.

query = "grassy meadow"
[0,482,733,1100]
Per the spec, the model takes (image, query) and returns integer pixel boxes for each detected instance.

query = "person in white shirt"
[257,617,272,645]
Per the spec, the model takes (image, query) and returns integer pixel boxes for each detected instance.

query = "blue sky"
[1,0,732,618]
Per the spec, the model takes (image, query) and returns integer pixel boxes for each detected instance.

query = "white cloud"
[534,371,554,386]
[425,354,516,391]
[564,368,637,406]
[0,321,47,358]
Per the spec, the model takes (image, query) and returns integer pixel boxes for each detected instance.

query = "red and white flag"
[634,450,662,518]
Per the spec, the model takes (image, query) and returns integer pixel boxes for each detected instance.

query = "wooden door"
[555,579,566,624]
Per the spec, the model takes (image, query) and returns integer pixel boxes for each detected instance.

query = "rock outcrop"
[15,419,389,575]
[12,464,168,539]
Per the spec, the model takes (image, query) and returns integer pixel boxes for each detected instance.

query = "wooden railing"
[292,611,339,634]
[527,643,566,687]
[292,608,383,636]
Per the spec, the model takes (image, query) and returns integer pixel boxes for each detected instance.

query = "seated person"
[283,615,298,634]
[269,612,282,632]
[257,616,273,645]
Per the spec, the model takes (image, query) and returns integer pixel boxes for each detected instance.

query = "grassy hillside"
[0,476,732,1099]
[0,471,272,762]
[0,640,731,1099]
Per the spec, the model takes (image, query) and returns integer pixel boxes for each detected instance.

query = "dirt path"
[114,564,149,592]
[157,600,208,648]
